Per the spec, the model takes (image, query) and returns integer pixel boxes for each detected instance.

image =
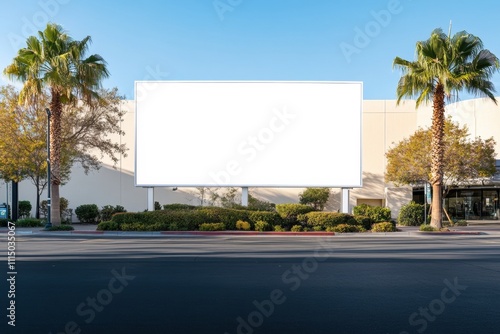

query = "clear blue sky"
[1,0,499,100]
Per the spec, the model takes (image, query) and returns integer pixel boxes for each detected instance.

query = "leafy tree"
[0,85,72,218]
[393,28,499,228]
[4,23,110,225]
[0,86,126,218]
[385,118,496,189]
[299,188,331,210]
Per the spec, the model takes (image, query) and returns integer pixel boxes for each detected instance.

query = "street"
[2,233,500,334]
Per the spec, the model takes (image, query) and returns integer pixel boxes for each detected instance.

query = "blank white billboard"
[135,81,362,187]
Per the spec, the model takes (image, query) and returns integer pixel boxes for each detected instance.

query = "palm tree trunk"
[430,83,445,229]
[50,91,62,225]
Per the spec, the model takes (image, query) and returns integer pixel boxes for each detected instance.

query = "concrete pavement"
[3,222,500,237]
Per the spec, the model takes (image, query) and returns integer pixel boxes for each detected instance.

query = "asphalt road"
[2,233,500,334]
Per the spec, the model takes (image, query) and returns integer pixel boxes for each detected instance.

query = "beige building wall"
[2,97,499,220]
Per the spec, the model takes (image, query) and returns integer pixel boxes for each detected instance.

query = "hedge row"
[97,204,380,232]
[98,206,283,231]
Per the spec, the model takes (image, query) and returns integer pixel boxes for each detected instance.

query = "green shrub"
[398,201,427,226]
[236,220,251,231]
[419,224,438,231]
[163,203,198,210]
[15,218,43,227]
[97,221,120,231]
[301,212,358,230]
[199,222,226,231]
[274,225,286,232]
[353,215,375,230]
[299,188,331,210]
[312,226,323,231]
[196,207,250,230]
[248,211,283,227]
[100,205,116,221]
[276,203,315,227]
[100,205,127,221]
[330,224,365,233]
[353,204,392,222]
[112,210,201,231]
[255,220,271,232]
[371,222,397,232]
[291,225,303,232]
[19,200,32,218]
[75,204,100,224]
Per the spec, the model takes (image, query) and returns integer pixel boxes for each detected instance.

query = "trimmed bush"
[120,222,168,231]
[196,207,250,230]
[330,224,365,233]
[15,218,43,227]
[371,222,397,232]
[19,200,32,218]
[276,204,315,227]
[274,225,285,232]
[97,221,120,231]
[398,202,427,226]
[199,222,226,231]
[255,220,271,232]
[353,215,375,230]
[291,225,303,232]
[163,204,197,211]
[453,220,468,226]
[353,204,392,222]
[75,204,100,224]
[236,220,251,231]
[419,224,438,231]
[248,211,283,227]
[100,205,127,222]
[301,212,358,230]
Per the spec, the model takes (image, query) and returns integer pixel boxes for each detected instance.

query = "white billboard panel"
[135,81,362,187]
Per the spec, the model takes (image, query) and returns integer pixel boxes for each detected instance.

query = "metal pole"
[241,187,248,206]
[44,108,52,229]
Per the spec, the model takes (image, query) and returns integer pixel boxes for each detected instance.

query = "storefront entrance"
[413,187,499,220]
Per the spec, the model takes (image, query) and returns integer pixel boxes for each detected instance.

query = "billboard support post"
[241,187,248,206]
[341,188,350,213]
[147,187,154,211]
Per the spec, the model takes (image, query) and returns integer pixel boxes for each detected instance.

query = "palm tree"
[4,23,109,225]
[393,28,499,228]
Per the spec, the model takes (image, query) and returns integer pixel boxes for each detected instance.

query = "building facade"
[2,97,500,220]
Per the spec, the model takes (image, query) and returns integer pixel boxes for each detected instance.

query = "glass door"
[482,190,499,220]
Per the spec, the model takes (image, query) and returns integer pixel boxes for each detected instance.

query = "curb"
[159,231,336,236]
[416,231,484,235]
[71,231,105,235]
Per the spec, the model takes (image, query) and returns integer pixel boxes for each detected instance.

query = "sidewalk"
[2,223,500,237]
